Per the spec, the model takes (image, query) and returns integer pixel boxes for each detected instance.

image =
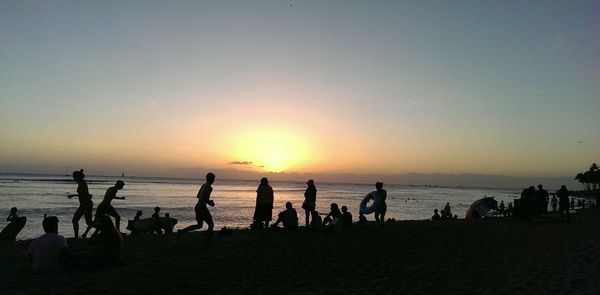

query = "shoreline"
[2,209,599,294]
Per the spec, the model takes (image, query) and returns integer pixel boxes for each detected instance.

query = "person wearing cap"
[302,179,317,227]
[92,180,126,235]
[374,182,387,227]
[27,215,69,274]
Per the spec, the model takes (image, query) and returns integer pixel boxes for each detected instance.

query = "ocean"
[0,173,521,240]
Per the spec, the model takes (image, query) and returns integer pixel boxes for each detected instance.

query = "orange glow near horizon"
[226,127,317,173]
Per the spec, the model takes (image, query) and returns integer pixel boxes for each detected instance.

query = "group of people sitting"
[431,202,456,220]
[257,201,353,232]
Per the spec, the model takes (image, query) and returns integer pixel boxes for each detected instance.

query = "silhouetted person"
[93,180,125,234]
[302,179,317,228]
[432,209,441,220]
[499,201,506,217]
[163,213,174,234]
[272,202,298,230]
[133,210,142,221]
[27,215,68,274]
[570,197,575,210]
[558,185,571,221]
[341,206,352,228]
[178,173,216,236]
[68,169,94,239]
[253,177,274,228]
[519,186,536,218]
[507,202,513,217]
[151,206,162,235]
[0,207,27,241]
[358,213,368,224]
[374,182,387,228]
[551,196,558,213]
[323,203,342,229]
[89,214,123,269]
[536,184,549,217]
[310,211,323,230]
[444,202,452,217]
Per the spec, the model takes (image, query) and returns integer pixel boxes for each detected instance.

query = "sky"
[1,1,599,181]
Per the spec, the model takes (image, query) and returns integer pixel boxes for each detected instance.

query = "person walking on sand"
[374,182,387,227]
[551,196,558,213]
[178,173,216,236]
[93,180,126,234]
[68,169,94,239]
[253,177,274,228]
[302,179,317,227]
[558,185,571,221]
[537,184,549,217]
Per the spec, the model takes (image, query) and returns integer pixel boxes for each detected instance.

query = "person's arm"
[114,196,125,200]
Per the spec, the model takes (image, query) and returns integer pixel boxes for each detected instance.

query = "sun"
[229,127,312,172]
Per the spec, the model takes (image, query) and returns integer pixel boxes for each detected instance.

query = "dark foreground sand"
[2,210,599,294]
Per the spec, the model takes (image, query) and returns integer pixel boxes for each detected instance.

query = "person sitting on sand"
[358,213,368,224]
[67,169,94,239]
[133,210,142,221]
[178,173,216,236]
[253,177,274,228]
[89,215,123,269]
[558,185,571,221]
[323,203,342,229]
[0,207,27,241]
[341,206,352,228]
[309,210,323,230]
[432,209,441,220]
[94,180,126,234]
[302,179,317,228]
[272,202,299,230]
[27,215,69,274]
[163,213,174,233]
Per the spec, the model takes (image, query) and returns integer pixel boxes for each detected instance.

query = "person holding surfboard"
[178,172,216,236]
[374,182,387,228]
[0,207,27,241]
[68,169,94,239]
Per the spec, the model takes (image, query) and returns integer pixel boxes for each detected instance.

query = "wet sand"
[1,209,599,294]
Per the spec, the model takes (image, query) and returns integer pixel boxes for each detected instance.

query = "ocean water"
[0,173,521,240]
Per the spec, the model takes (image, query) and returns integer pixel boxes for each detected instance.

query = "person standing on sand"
[253,177,274,228]
[94,180,126,234]
[558,185,570,221]
[68,169,94,239]
[551,196,558,213]
[374,182,387,227]
[537,184,549,218]
[178,173,216,235]
[302,179,317,227]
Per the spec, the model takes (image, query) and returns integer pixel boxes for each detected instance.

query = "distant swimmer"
[68,169,94,239]
[178,173,216,236]
[94,180,126,234]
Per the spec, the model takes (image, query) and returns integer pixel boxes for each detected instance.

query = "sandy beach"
[2,209,599,294]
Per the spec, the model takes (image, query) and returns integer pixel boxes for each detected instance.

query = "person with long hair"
[253,177,274,228]
[67,169,94,238]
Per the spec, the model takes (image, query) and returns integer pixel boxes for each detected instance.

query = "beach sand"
[1,209,599,294]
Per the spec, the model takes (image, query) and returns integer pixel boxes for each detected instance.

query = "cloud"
[228,161,253,165]
[547,36,573,54]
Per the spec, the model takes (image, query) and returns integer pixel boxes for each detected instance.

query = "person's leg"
[304,209,310,227]
[81,207,96,238]
[107,207,121,232]
[73,207,83,238]
[205,211,214,232]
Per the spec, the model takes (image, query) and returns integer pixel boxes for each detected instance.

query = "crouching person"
[28,215,69,274]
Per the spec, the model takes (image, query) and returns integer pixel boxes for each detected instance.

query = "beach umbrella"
[465,197,498,219]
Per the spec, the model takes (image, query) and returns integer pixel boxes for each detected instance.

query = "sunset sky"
[1,1,599,179]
